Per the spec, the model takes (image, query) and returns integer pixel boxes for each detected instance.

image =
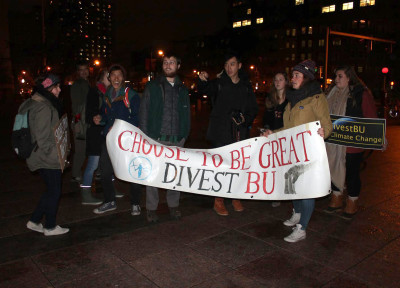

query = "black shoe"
[169,207,181,220]
[323,206,343,214]
[146,210,159,223]
[70,176,82,183]
[341,211,356,220]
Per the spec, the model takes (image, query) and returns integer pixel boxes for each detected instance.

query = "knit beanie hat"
[40,74,60,89]
[293,60,316,80]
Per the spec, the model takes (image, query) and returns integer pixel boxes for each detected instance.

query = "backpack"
[12,104,37,159]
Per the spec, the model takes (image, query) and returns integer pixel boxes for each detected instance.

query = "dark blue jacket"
[99,86,140,137]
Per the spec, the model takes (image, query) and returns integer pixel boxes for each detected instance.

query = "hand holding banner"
[107,120,331,200]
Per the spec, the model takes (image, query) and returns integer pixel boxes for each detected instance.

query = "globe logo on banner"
[129,157,152,180]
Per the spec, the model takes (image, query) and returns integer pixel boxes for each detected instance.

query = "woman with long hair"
[80,69,110,205]
[324,66,379,219]
[263,60,332,242]
[262,72,289,208]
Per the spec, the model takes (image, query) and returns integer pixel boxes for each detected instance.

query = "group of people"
[262,60,382,242]
[21,50,382,241]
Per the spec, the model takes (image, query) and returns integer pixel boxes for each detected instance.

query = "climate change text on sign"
[326,115,386,150]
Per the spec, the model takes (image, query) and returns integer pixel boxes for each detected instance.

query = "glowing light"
[382,67,389,74]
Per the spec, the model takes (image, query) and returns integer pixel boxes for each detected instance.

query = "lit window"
[322,5,335,13]
[333,39,342,46]
[301,27,306,34]
[295,0,304,5]
[308,26,313,34]
[292,29,296,36]
[256,18,263,24]
[242,20,251,26]
[233,21,241,28]
[286,42,290,48]
[319,39,325,46]
[286,29,290,36]
[343,2,353,10]
[360,0,375,7]
[360,19,366,28]
[291,42,296,48]
[291,54,296,61]
[358,66,363,73]
[247,8,251,14]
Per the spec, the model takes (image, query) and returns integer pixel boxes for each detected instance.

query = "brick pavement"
[0,103,399,287]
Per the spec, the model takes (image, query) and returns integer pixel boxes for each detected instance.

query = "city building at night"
[228,0,398,91]
[46,0,114,73]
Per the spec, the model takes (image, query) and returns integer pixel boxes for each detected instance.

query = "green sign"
[325,115,386,150]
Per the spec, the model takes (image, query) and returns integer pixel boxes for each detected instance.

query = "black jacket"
[85,86,104,156]
[198,72,258,147]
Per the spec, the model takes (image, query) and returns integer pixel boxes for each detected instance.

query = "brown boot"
[232,200,244,212]
[324,192,343,214]
[341,197,358,220]
[214,197,228,216]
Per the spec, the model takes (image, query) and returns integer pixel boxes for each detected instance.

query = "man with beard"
[140,53,190,223]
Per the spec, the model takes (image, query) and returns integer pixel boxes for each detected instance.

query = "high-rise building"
[46,0,114,72]
[228,0,398,90]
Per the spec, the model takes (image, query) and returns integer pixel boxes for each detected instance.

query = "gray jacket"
[19,93,60,171]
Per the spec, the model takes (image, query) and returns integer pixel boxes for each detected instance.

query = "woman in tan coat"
[263,60,332,242]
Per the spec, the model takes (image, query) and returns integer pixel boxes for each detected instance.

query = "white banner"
[107,120,331,200]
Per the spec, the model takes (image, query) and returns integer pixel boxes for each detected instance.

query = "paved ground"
[1,99,400,287]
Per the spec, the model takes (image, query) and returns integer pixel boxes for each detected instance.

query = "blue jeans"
[30,169,62,229]
[81,155,100,187]
[292,198,315,230]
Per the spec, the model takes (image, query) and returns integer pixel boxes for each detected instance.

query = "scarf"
[325,85,349,192]
[32,86,64,119]
[286,81,321,108]
[97,82,107,95]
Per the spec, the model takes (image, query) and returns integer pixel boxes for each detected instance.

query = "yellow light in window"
[343,2,353,10]
[256,18,263,24]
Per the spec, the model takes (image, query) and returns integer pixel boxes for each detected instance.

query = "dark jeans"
[331,152,363,197]
[100,142,142,204]
[346,152,363,197]
[30,169,62,229]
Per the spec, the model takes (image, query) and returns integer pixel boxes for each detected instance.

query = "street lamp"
[158,50,164,57]
[94,59,101,66]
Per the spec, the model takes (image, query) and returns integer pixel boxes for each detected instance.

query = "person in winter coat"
[198,51,259,216]
[70,62,90,182]
[140,53,190,223]
[263,60,332,243]
[92,64,142,216]
[262,72,289,208]
[79,69,110,205]
[323,66,384,219]
[23,73,69,236]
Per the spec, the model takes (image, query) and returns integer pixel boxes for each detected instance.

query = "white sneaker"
[44,225,69,236]
[284,224,306,243]
[131,205,141,216]
[26,221,44,233]
[283,209,301,226]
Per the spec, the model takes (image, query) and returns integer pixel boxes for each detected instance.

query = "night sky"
[10,0,229,62]
[114,0,228,61]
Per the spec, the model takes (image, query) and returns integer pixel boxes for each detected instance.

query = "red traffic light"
[382,67,389,74]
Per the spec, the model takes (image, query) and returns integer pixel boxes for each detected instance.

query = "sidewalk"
[0,121,399,287]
